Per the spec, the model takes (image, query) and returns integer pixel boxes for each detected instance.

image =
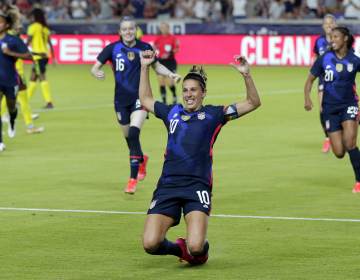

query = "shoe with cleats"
[124,178,137,194]
[137,155,149,181]
[352,182,360,193]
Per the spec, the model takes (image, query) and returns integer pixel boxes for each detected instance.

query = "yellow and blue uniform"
[27,22,53,104]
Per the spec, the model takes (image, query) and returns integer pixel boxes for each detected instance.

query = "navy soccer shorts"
[114,99,145,126]
[322,103,359,133]
[158,58,177,73]
[32,58,49,75]
[0,84,19,100]
[147,184,212,226]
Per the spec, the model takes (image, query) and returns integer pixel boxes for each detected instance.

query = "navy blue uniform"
[97,39,153,125]
[311,50,360,132]
[148,102,229,225]
[313,35,330,92]
[0,34,28,99]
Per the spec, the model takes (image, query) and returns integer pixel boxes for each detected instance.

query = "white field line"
[0,207,360,223]
[33,89,299,113]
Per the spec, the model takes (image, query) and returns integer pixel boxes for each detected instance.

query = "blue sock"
[147,239,182,257]
[348,147,360,182]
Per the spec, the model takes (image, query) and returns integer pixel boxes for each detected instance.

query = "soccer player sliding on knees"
[139,50,261,265]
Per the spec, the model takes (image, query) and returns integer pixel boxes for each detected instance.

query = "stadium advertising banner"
[50,35,360,66]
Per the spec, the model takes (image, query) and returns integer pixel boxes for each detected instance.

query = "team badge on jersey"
[181,114,191,121]
[347,63,354,73]
[127,51,135,61]
[335,63,343,72]
[197,112,205,120]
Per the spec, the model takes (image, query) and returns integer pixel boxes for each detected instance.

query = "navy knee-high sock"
[9,108,18,130]
[160,86,166,104]
[127,126,143,179]
[169,85,177,104]
[147,239,182,257]
[348,147,360,182]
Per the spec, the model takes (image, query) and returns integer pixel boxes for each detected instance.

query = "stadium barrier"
[49,34,360,66]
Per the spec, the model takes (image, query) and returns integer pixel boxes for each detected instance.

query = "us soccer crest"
[197,112,205,120]
[181,115,191,121]
[127,51,135,61]
[347,63,354,72]
[335,63,343,72]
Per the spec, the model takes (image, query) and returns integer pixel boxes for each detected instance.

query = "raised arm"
[228,56,261,118]
[304,73,317,111]
[139,50,156,113]
[154,60,181,83]
[91,60,105,80]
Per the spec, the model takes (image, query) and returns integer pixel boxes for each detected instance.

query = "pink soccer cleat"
[124,178,137,194]
[175,238,208,265]
[352,182,360,193]
[137,154,149,181]
[322,138,331,153]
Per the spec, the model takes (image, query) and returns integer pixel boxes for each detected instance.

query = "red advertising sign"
[50,35,360,66]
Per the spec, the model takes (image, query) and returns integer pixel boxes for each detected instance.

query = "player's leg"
[318,89,330,152]
[0,92,4,151]
[167,60,177,104]
[17,90,44,134]
[143,190,182,257]
[342,119,360,192]
[5,86,18,139]
[157,74,167,104]
[27,63,38,99]
[39,59,54,109]
[1,97,8,122]
[143,214,181,255]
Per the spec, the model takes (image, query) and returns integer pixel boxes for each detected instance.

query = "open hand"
[140,50,156,66]
[230,55,250,76]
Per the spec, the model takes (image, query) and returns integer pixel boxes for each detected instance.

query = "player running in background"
[154,22,179,105]
[139,50,261,265]
[27,8,56,109]
[0,3,44,135]
[313,14,337,153]
[0,11,32,151]
[91,17,180,194]
[304,26,360,193]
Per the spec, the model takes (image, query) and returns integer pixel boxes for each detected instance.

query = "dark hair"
[183,66,207,91]
[31,8,48,28]
[119,16,136,27]
[0,11,12,29]
[332,26,355,50]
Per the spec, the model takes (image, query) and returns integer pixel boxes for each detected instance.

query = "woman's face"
[119,20,136,44]
[331,30,347,51]
[182,79,205,112]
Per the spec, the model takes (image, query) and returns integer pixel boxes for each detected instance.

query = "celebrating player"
[27,8,56,109]
[154,22,179,105]
[304,26,360,193]
[313,14,337,153]
[139,50,261,265]
[0,11,32,151]
[91,17,180,194]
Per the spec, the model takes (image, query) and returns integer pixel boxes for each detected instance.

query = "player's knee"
[187,241,204,256]
[142,236,161,254]
[333,150,345,159]
[344,141,356,152]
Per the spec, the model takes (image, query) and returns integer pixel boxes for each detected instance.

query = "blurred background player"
[139,50,261,265]
[0,11,32,151]
[313,14,337,153]
[154,22,179,105]
[26,8,56,109]
[91,17,180,194]
[304,26,360,193]
[0,2,44,135]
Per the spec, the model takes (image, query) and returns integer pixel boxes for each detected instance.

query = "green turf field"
[1,64,359,280]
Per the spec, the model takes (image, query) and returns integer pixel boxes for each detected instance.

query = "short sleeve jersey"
[154,34,178,60]
[313,35,330,56]
[27,22,50,60]
[0,34,29,87]
[154,102,228,189]
[311,50,360,105]
[97,39,153,106]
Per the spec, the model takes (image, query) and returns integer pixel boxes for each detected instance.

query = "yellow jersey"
[27,22,50,60]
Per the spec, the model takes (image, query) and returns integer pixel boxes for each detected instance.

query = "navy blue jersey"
[97,39,153,106]
[313,35,330,56]
[0,34,28,87]
[154,102,228,189]
[311,50,360,105]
